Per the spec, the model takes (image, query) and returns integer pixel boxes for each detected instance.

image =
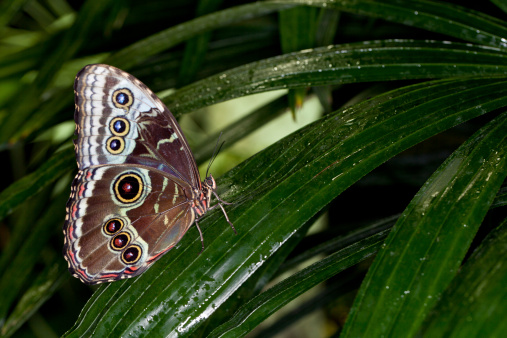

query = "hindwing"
[64,165,197,284]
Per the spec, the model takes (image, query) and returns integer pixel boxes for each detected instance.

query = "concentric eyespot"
[121,245,142,265]
[112,88,133,109]
[109,117,129,136]
[113,172,144,204]
[103,218,125,235]
[110,232,131,251]
[107,136,125,154]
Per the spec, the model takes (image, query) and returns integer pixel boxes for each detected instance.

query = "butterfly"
[63,64,234,285]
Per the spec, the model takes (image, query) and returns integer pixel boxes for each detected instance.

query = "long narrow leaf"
[0,193,68,324]
[209,229,389,337]
[0,148,74,221]
[165,41,507,114]
[341,112,507,337]
[420,218,507,337]
[1,258,68,337]
[64,77,507,336]
[0,0,118,144]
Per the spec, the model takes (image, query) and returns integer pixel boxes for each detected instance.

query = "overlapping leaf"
[341,111,507,337]
[64,77,507,336]
[1,0,507,336]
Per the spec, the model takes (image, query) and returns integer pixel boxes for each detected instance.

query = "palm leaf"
[0,0,506,336]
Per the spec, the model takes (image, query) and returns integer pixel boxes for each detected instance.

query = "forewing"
[73,64,200,186]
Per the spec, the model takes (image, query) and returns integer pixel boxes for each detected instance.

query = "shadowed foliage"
[0,0,506,337]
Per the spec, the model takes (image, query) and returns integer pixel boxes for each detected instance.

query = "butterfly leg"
[195,220,205,254]
[208,204,236,235]
[217,202,237,234]
[212,191,233,205]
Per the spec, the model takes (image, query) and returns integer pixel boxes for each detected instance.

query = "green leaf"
[420,217,507,337]
[208,227,389,337]
[0,193,68,325]
[277,0,507,48]
[165,41,507,114]
[341,112,507,337]
[177,0,225,87]
[0,0,119,144]
[64,77,507,336]
[193,212,314,337]
[0,148,74,221]
[1,258,68,337]
[3,1,507,336]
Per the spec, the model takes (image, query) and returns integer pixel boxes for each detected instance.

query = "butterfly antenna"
[206,132,225,177]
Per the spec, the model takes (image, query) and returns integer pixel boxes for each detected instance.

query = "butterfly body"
[64,64,230,285]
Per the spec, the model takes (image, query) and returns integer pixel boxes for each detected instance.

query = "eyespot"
[122,245,142,265]
[112,88,133,110]
[110,117,129,136]
[107,136,125,154]
[110,232,131,251]
[113,172,143,204]
[116,93,128,104]
[103,218,124,235]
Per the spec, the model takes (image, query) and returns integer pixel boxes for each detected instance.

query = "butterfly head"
[203,174,216,190]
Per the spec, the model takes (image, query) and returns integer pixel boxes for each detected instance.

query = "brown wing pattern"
[64,64,208,284]
[73,64,200,187]
[64,165,197,284]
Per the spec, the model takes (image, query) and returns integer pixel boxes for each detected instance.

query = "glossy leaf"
[165,41,507,114]
[208,228,390,337]
[341,111,507,337]
[420,218,507,337]
[2,1,507,336]
[193,213,314,338]
[64,77,507,336]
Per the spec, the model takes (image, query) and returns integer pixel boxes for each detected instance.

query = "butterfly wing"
[64,165,197,284]
[73,64,200,186]
[64,64,202,284]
